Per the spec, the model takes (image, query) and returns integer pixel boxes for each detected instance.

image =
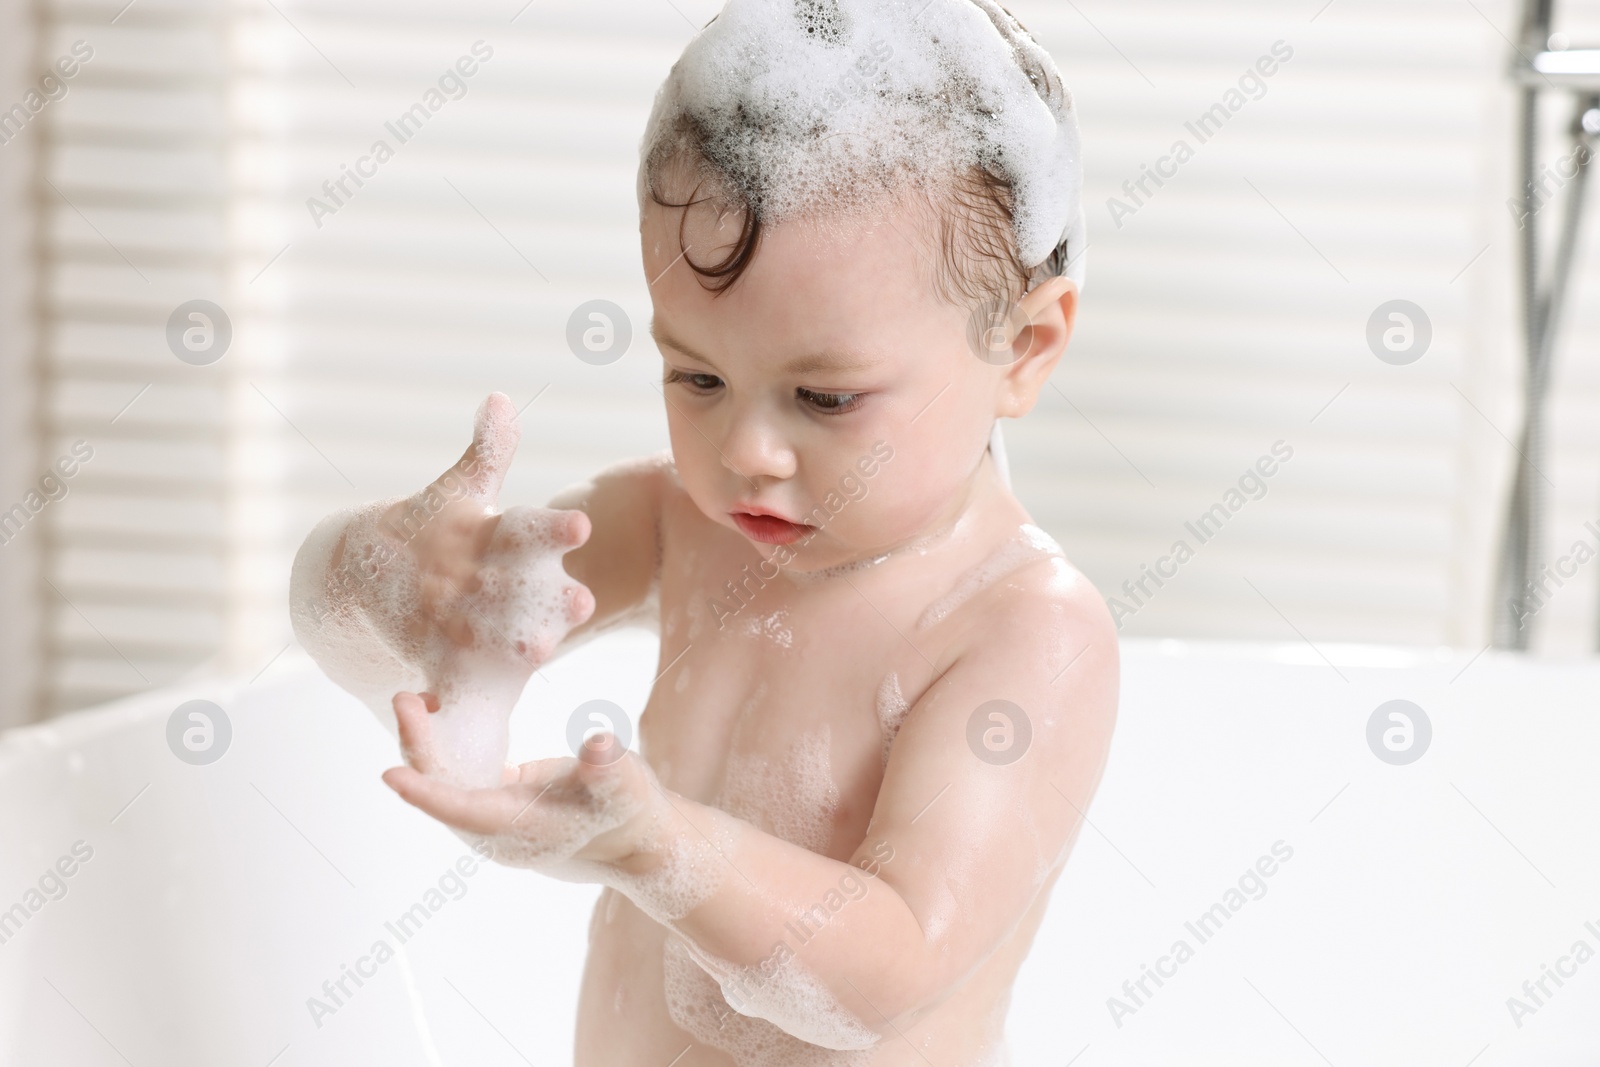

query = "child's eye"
[664,368,723,393]
[796,387,864,415]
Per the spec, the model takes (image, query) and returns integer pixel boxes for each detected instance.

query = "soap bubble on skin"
[662,934,879,1065]
[640,0,1087,288]
[453,746,644,870]
[917,523,1060,630]
[874,672,910,767]
[719,725,841,855]
[289,393,596,789]
[683,935,882,1052]
[742,608,795,648]
[457,738,741,924]
[555,809,740,926]
[394,504,592,787]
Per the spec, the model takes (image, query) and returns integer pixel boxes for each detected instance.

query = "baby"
[289,1,1118,1064]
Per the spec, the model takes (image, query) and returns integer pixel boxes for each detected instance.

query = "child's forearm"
[612,788,939,1046]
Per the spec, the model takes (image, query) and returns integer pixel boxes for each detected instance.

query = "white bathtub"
[1,630,1596,1066]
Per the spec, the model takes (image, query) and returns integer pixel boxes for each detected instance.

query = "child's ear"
[997,276,1078,418]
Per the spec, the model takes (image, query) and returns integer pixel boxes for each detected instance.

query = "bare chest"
[639,549,929,859]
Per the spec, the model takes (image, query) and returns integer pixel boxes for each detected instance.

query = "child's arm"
[382,559,1119,1046]
[543,452,672,646]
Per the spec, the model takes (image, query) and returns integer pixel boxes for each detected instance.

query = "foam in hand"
[290,394,594,788]
[640,0,1086,285]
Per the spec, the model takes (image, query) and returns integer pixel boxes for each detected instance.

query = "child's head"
[638,0,1084,571]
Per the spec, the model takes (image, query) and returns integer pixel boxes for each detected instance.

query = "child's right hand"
[378,394,595,682]
[291,393,595,786]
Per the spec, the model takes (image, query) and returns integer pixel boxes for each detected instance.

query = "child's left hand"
[381,691,664,869]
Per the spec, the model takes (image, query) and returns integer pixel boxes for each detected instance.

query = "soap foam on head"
[640,0,1086,288]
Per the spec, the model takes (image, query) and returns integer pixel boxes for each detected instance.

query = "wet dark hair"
[641,2,1073,312]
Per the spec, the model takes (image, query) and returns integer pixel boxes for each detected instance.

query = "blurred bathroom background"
[1,0,1598,726]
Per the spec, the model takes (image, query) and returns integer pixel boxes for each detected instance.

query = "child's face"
[641,192,1065,574]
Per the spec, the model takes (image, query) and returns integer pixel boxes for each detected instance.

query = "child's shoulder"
[600,450,677,485]
[589,451,682,518]
[937,523,1118,681]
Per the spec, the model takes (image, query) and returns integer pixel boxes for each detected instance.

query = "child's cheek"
[664,414,728,518]
[849,489,927,555]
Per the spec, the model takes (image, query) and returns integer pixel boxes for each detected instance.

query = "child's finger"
[493,505,589,550]
[555,508,591,551]
[434,392,519,504]
[392,691,439,773]
[576,730,628,771]
[507,755,582,795]
[574,736,650,804]
[381,766,518,834]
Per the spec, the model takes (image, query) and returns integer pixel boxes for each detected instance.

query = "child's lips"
[730,511,812,545]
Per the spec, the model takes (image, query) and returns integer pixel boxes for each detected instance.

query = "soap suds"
[662,934,879,1065]
[474,758,649,870]
[556,795,740,927]
[791,548,894,585]
[639,0,1086,284]
[289,396,593,788]
[742,608,795,648]
[718,726,841,855]
[874,673,910,767]
[915,524,1060,630]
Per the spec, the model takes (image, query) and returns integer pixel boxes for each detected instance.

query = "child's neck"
[790,447,1020,584]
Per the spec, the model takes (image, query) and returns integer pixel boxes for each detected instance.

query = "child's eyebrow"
[780,351,880,376]
[650,318,879,376]
[650,319,721,371]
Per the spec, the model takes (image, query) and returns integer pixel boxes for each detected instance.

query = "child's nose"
[719,415,796,482]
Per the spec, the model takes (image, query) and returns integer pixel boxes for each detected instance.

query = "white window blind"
[25,0,1600,719]
[0,0,40,730]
